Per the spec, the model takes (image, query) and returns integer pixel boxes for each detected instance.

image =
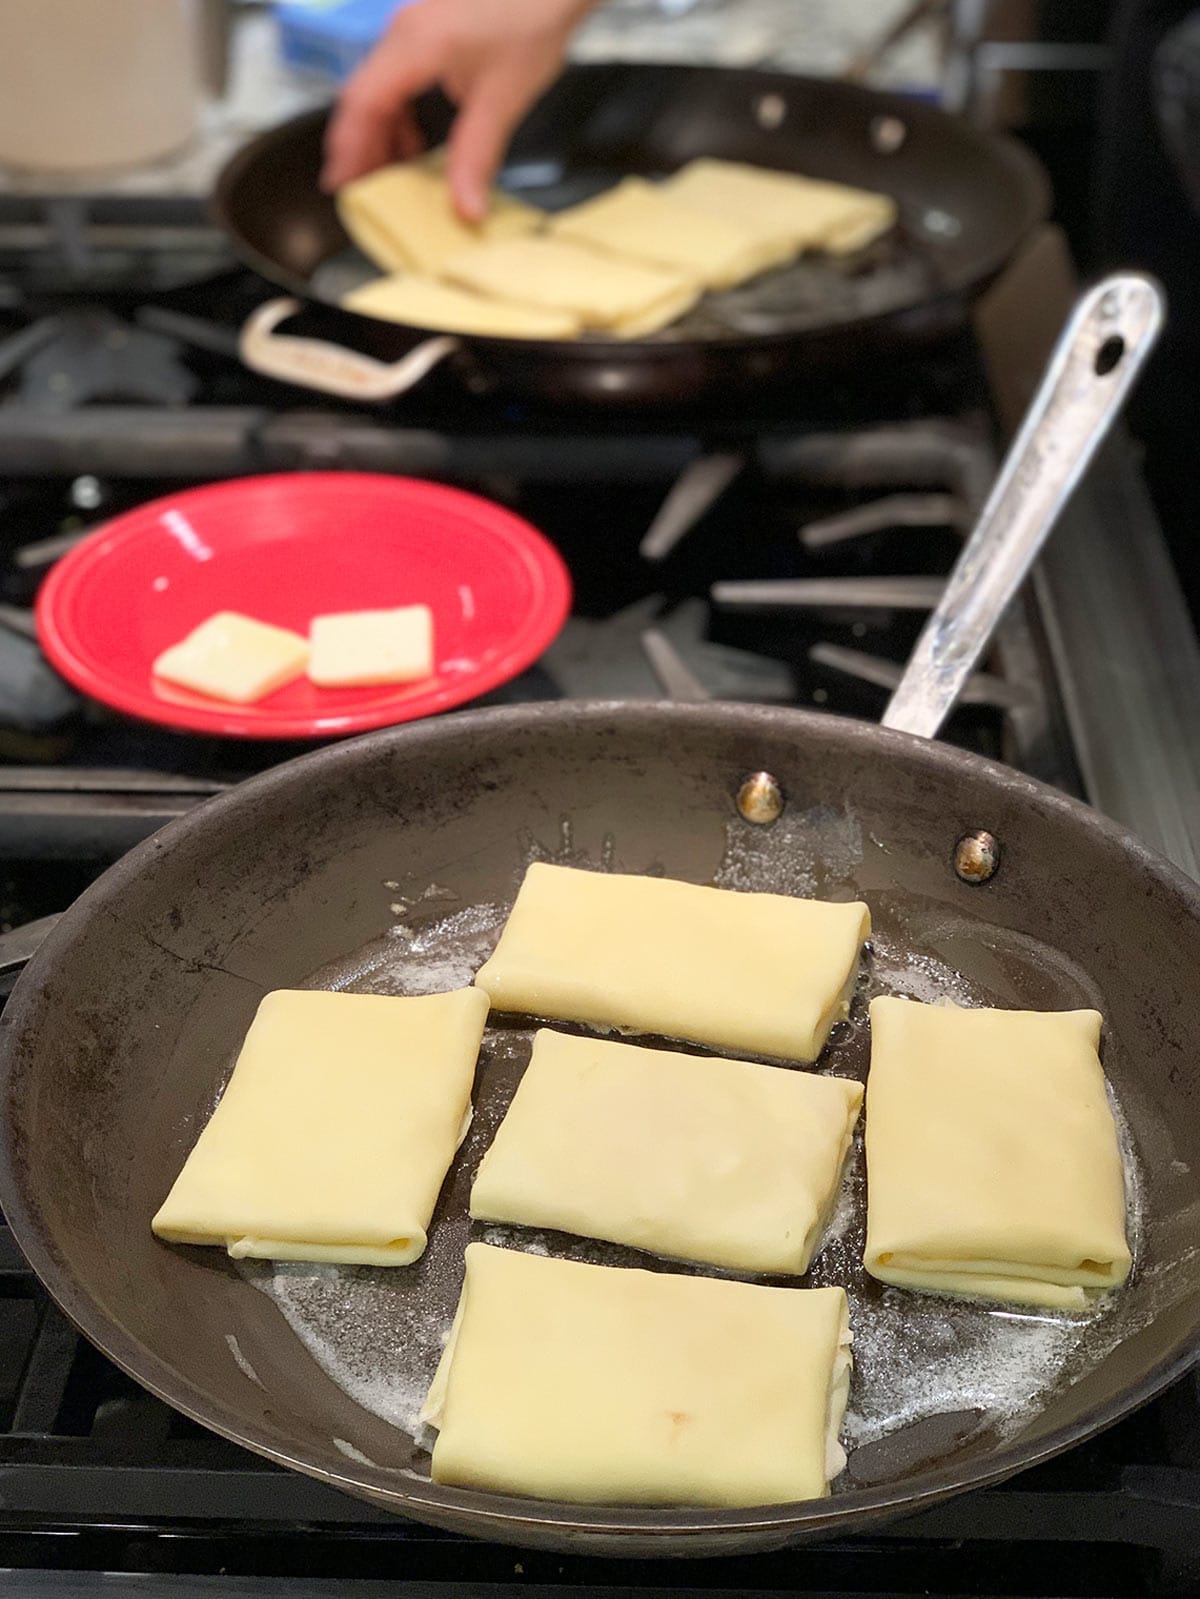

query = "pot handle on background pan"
[0,914,61,993]
[882,273,1164,740]
[239,298,460,402]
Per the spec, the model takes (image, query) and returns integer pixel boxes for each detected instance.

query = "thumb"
[446,64,543,221]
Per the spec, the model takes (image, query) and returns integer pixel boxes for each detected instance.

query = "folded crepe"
[337,160,542,275]
[423,1243,852,1505]
[152,987,488,1265]
[549,175,798,289]
[343,273,581,339]
[440,234,699,337]
[473,862,870,1062]
[662,157,897,256]
[471,1028,862,1274]
[863,996,1132,1309]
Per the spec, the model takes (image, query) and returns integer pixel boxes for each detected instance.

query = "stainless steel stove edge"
[1034,431,1200,881]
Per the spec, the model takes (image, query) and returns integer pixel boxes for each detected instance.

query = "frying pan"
[214,64,1050,408]
[1,277,1195,1559]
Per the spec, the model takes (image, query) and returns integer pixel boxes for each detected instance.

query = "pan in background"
[214,64,1050,407]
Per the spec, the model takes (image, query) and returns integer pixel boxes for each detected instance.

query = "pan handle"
[882,273,1164,740]
[0,913,61,988]
[238,298,460,402]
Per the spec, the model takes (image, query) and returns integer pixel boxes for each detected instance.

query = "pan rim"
[211,66,1051,359]
[1,698,1196,1547]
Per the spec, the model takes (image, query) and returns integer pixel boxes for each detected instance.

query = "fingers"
[390,105,426,164]
[320,19,439,191]
[446,60,552,220]
[321,0,574,204]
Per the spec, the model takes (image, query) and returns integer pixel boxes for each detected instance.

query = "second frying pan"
[213,65,1049,407]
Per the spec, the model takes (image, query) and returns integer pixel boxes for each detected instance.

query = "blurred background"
[3,0,1197,609]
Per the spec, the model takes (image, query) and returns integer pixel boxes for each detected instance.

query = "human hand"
[321,0,594,219]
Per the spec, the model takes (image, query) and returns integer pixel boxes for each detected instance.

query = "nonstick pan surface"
[213,65,1049,404]
[1,701,1198,1556]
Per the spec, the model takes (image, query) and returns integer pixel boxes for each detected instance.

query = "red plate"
[36,473,572,739]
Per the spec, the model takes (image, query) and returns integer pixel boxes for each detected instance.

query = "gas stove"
[0,227,1074,849]
[2,199,1200,1594]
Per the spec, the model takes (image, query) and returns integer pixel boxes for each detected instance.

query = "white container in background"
[0,0,206,174]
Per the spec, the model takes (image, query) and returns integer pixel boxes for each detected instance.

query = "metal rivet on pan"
[922,207,962,238]
[870,114,907,154]
[736,771,785,825]
[756,94,787,130]
[71,474,102,511]
[953,829,1000,884]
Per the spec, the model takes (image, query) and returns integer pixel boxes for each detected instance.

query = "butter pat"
[474,862,870,1061]
[152,987,488,1265]
[152,611,309,704]
[308,605,434,688]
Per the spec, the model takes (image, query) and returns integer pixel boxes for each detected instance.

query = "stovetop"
[2,209,1200,1594]
[0,245,1065,851]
